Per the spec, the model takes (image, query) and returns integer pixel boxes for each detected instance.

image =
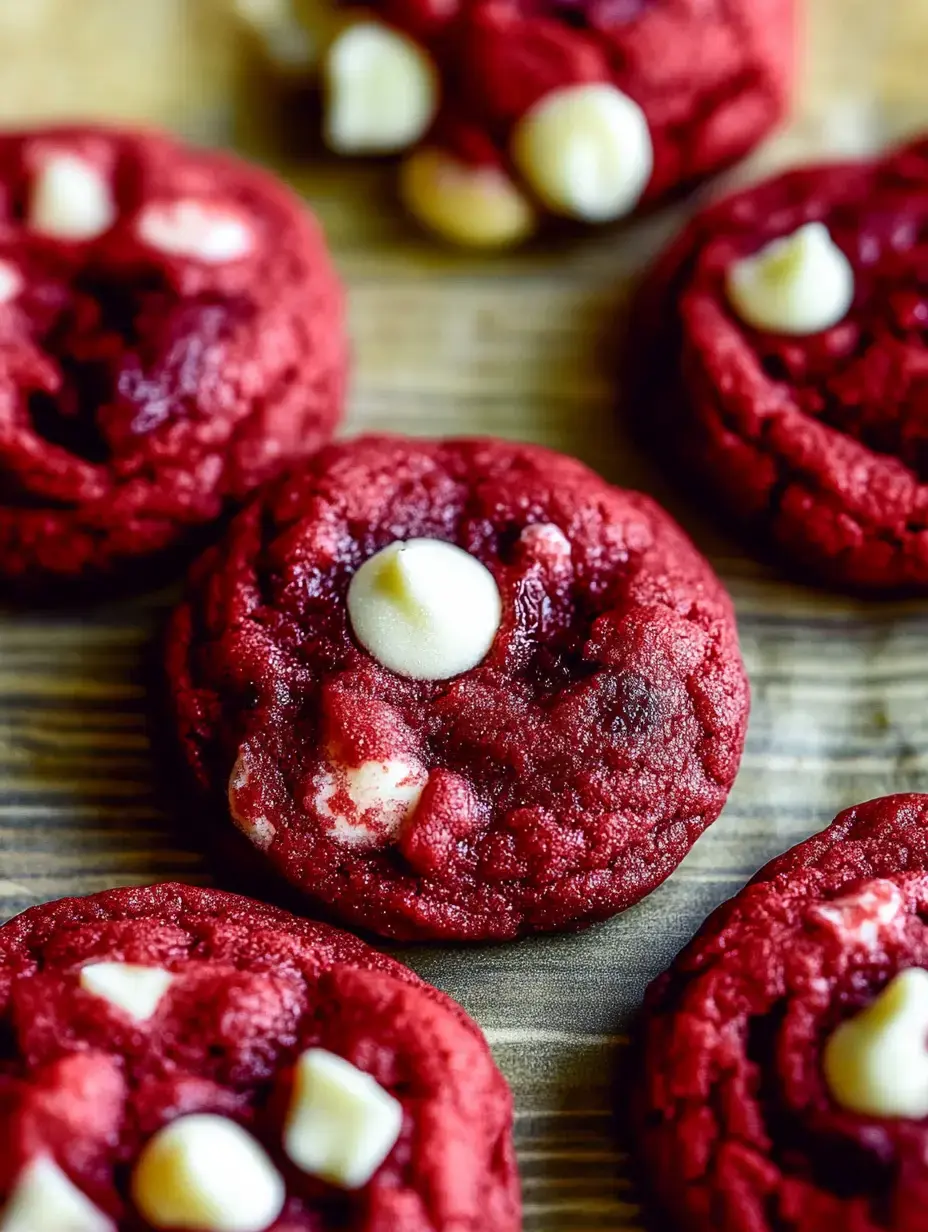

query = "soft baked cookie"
[636,793,928,1232]
[632,137,928,592]
[0,882,519,1231]
[166,435,749,941]
[237,0,795,247]
[0,125,345,594]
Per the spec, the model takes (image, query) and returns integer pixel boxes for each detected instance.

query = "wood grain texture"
[0,2,927,1227]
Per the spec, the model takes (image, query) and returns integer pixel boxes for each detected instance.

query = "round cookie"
[636,793,928,1232]
[238,0,795,247]
[0,124,346,594]
[0,882,519,1231]
[166,434,749,941]
[631,137,928,592]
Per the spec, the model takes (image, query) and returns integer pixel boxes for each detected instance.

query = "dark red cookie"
[632,137,928,592]
[0,882,518,1231]
[411,0,795,209]
[0,125,345,593]
[166,434,749,941]
[636,793,928,1232]
[245,0,794,245]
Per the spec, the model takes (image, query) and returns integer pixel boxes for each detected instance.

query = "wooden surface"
[2,2,928,1227]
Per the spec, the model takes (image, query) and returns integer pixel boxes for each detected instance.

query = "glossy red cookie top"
[167,435,749,940]
[638,794,928,1232]
[0,883,518,1231]
[633,137,928,591]
[0,125,345,591]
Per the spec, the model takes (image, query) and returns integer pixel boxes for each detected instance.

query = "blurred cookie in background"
[0,124,346,596]
[235,0,796,249]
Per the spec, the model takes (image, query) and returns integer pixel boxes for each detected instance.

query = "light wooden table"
[1,3,927,1227]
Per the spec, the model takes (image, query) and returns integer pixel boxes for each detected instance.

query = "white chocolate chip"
[0,1156,114,1232]
[235,0,321,73]
[511,83,652,222]
[399,147,538,249]
[824,968,928,1118]
[136,200,254,264]
[520,522,570,551]
[0,261,21,304]
[347,538,502,680]
[519,522,571,562]
[810,880,905,951]
[228,749,277,851]
[283,1048,402,1189]
[324,22,438,155]
[726,222,855,335]
[80,961,174,1022]
[29,153,116,241]
[132,1115,285,1232]
[314,756,427,847]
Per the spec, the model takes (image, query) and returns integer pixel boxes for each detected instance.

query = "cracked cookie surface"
[0,125,345,593]
[0,882,519,1231]
[167,435,749,940]
[632,138,928,592]
[636,793,928,1232]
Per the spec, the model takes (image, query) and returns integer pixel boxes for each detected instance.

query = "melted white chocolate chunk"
[228,749,277,851]
[511,83,652,222]
[0,1156,114,1232]
[80,961,174,1022]
[519,522,571,563]
[324,22,438,155]
[136,200,254,263]
[283,1048,403,1189]
[824,968,928,1118]
[132,1115,285,1232]
[811,880,904,950]
[726,222,855,335]
[314,755,427,847]
[29,153,115,241]
[347,538,502,680]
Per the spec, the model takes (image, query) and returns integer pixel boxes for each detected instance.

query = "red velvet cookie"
[166,434,749,941]
[0,125,345,594]
[0,882,518,1232]
[636,793,928,1232]
[241,0,795,247]
[632,137,928,592]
